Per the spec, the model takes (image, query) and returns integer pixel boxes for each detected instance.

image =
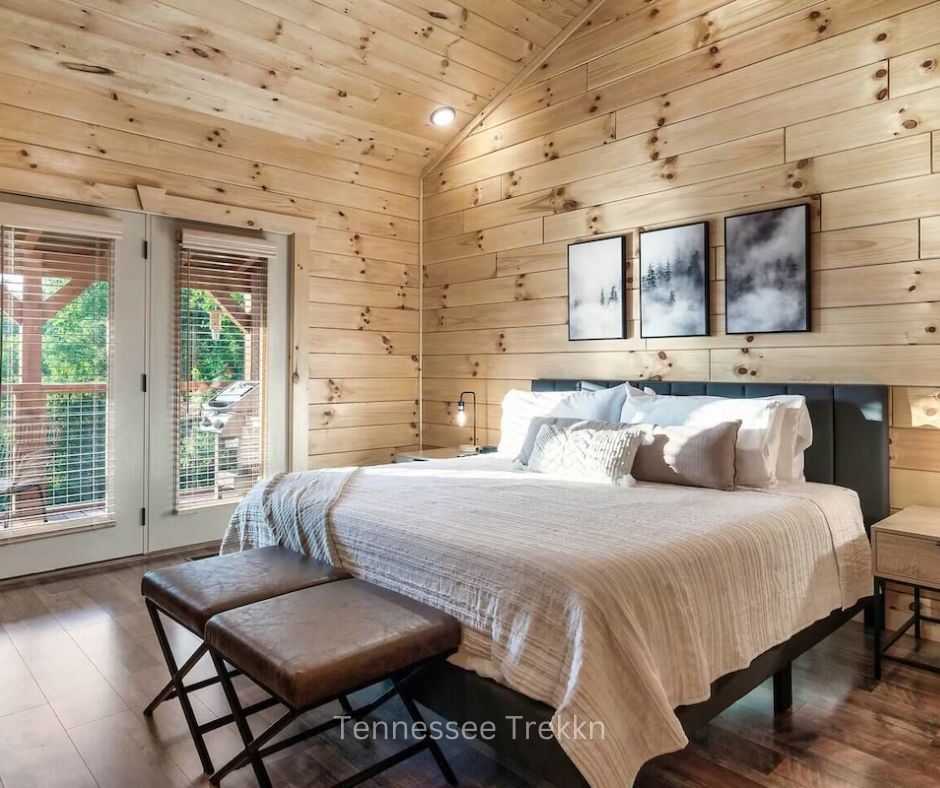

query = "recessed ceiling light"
[430,106,456,127]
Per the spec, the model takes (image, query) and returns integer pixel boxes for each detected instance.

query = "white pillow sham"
[497,384,629,455]
[757,395,812,482]
[619,395,785,488]
[527,422,644,486]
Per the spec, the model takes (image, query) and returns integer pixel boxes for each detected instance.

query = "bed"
[222,380,887,787]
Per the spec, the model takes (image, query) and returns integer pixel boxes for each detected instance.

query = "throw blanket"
[222,456,871,787]
[220,467,356,556]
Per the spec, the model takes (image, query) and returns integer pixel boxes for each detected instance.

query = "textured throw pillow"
[497,385,629,456]
[631,421,741,491]
[515,417,615,467]
[527,423,644,486]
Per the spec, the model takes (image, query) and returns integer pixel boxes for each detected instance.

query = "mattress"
[222,454,871,787]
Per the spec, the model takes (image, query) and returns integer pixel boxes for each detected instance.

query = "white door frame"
[0,193,147,578]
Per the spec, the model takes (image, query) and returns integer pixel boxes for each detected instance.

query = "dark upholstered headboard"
[532,379,890,526]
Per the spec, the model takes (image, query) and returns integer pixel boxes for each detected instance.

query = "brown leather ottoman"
[204,579,461,788]
[141,547,349,774]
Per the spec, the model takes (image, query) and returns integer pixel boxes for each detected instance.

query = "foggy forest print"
[567,236,625,340]
[725,204,809,333]
[639,222,709,338]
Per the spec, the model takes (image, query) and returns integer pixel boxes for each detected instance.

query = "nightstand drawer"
[875,531,940,585]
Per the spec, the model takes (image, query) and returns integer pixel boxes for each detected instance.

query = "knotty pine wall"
[0,70,420,469]
[419,0,940,522]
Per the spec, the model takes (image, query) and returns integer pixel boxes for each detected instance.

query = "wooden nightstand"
[395,447,477,463]
[872,506,940,679]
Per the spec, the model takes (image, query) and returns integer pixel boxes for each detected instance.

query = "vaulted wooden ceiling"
[0,0,595,176]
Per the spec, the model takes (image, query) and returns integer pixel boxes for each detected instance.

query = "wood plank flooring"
[1,553,939,787]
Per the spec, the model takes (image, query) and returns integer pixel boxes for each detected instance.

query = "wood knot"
[902,118,919,129]
[923,59,936,70]
[875,68,887,78]
[875,32,888,42]
[927,326,937,333]
[876,88,888,100]
[709,46,719,55]
[792,179,804,189]
[737,367,748,375]
[657,351,667,360]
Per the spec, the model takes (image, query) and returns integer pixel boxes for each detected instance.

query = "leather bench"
[204,578,462,788]
[141,547,349,774]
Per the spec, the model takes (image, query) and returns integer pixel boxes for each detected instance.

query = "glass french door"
[0,196,289,578]
[145,216,289,553]
[0,195,146,578]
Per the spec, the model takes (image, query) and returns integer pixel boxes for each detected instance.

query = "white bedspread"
[221,455,871,787]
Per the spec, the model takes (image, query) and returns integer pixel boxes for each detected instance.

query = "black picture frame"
[566,235,627,341]
[638,221,710,339]
[724,204,811,335]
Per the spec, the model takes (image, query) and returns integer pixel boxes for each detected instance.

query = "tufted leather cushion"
[141,546,349,634]
[204,579,461,710]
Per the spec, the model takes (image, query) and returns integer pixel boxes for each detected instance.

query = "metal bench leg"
[210,651,277,788]
[773,663,793,715]
[144,641,209,715]
[145,600,214,774]
[397,680,458,786]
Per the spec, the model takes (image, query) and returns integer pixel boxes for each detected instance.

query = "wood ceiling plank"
[162,0,485,111]
[66,0,473,130]
[0,63,426,176]
[457,0,561,45]
[509,0,586,29]
[314,0,526,80]
[239,0,504,99]
[3,2,459,148]
[384,0,541,56]
[0,31,444,164]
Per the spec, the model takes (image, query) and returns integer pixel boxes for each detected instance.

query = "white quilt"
[221,455,871,787]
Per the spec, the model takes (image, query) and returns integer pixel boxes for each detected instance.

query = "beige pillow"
[527,423,645,486]
[631,421,741,491]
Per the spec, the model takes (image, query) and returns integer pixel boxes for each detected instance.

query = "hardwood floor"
[1,554,938,788]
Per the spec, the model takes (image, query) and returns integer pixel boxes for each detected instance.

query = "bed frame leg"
[773,663,792,714]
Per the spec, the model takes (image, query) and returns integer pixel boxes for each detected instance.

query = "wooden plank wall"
[0,68,420,469]
[420,0,940,516]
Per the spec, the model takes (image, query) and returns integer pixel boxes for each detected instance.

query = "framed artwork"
[638,221,709,338]
[725,204,811,334]
[567,235,627,341]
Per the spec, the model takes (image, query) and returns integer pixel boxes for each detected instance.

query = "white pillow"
[497,385,629,455]
[758,395,812,482]
[527,423,644,486]
[498,390,568,456]
[549,384,627,421]
[619,395,785,488]
[580,381,650,399]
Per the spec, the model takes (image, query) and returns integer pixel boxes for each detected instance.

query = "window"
[0,213,117,535]
[175,230,273,510]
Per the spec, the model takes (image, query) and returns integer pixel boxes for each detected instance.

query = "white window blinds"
[0,208,120,536]
[175,229,273,510]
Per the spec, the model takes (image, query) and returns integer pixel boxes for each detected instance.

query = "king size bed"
[222,380,887,787]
